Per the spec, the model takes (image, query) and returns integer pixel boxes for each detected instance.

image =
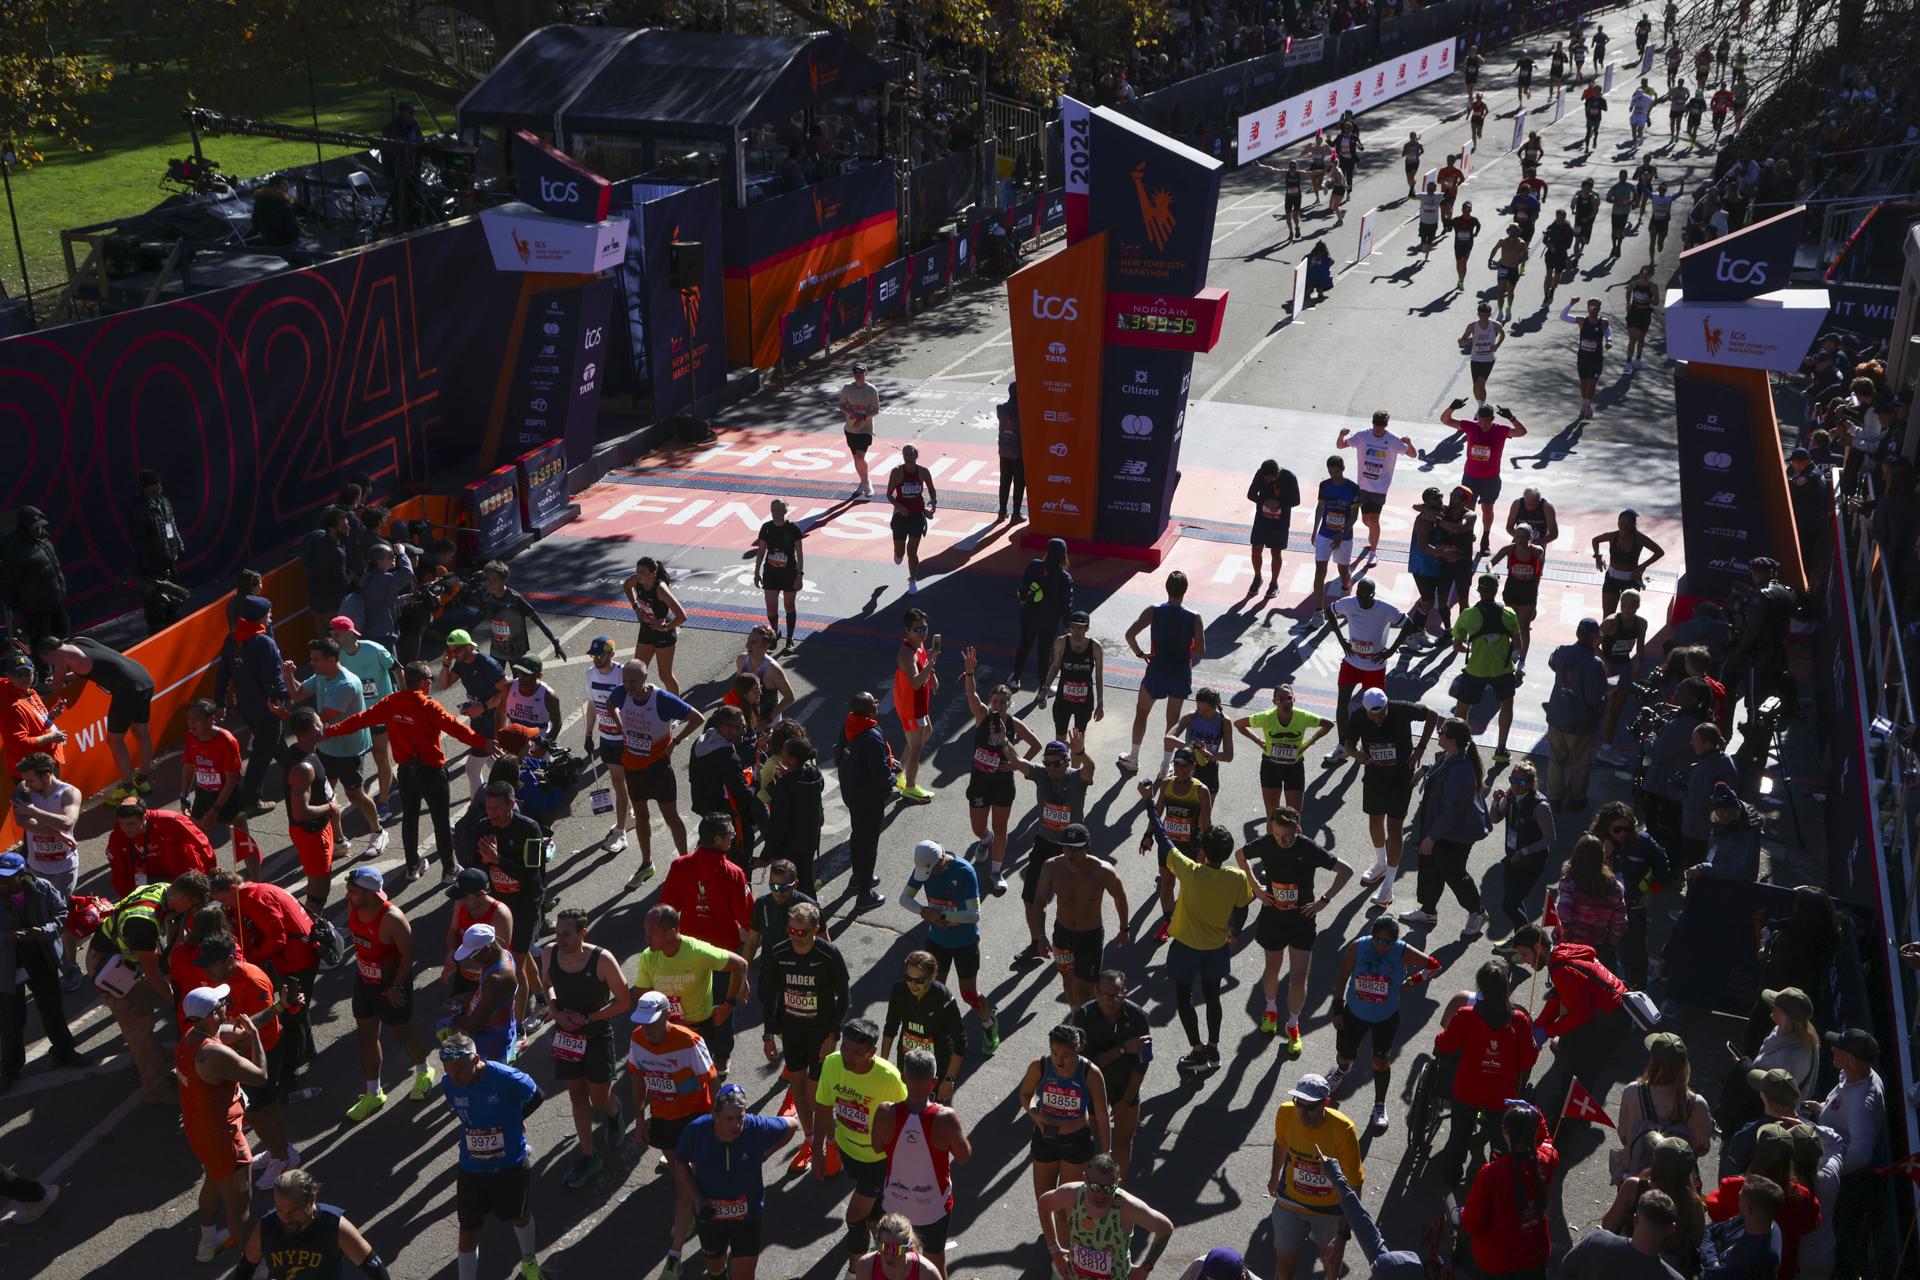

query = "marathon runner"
[1070,973,1152,1179]
[1159,688,1230,800]
[1327,159,1348,225]
[282,639,383,859]
[1514,51,1534,104]
[1268,1072,1359,1280]
[1010,733,1095,960]
[1333,120,1361,187]
[1606,170,1635,256]
[1336,412,1416,564]
[1345,691,1441,908]
[444,920,517,1060]
[1631,157,1657,215]
[607,658,702,888]
[1634,13,1650,55]
[881,948,969,1096]
[1141,753,1210,940]
[1322,579,1406,766]
[1711,82,1734,140]
[1235,685,1332,817]
[1257,159,1305,241]
[736,625,796,726]
[439,629,507,795]
[1668,78,1688,141]
[1595,588,1650,763]
[233,1168,391,1280]
[1246,459,1301,591]
[1489,522,1546,663]
[873,1051,972,1278]
[899,841,1000,1055]
[1462,45,1482,100]
[1540,210,1574,306]
[754,499,806,649]
[1458,303,1506,404]
[813,1017,909,1272]
[178,699,252,870]
[1306,135,1329,197]
[852,1214,944,1280]
[1020,1024,1111,1208]
[1329,915,1442,1132]
[1487,222,1528,319]
[1518,131,1545,177]
[476,561,565,672]
[1440,400,1527,555]
[633,903,750,1091]
[470,783,549,1030]
[1665,41,1682,87]
[1548,42,1566,99]
[1593,26,1608,68]
[1507,486,1559,547]
[1238,806,1353,1056]
[1163,825,1253,1074]
[1562,296,1614,419]
[1436,153,1465,227]
[540,908,633,1188]
[625,991,718,1280]
[1581,80,1607,151]
[1036,1154,1173,1280]
[1118,573,1204,776]
[1645,181,1674,255]
[1448,576,1523,761]
[760,898,850,1160]
[1400,132,1423,200]
[1417,180,1444,255]
[177,982,268,1263]
[278,710,339,913]
[1620,263,1658,372]
[1038,611,1105,742]
[501,656,561,740]
[624,556,687,693]
[1685,86,1707,145]
[1629,79,1655,145]
[329,619,399,821]
[1306,456,1360,615]
[886,444,938,595]
[893,609,939,804]
[960,646,1042,884]
[1468,95,1489,146]
[438,1028,546,1280]
[1450,199,1481,290]
[1570,179,1601,255]
[1571,30,1588,80]
[580,637,632,851]
[671,1082,799,1280]
[1034,821,1129,1007]
[839,363,880,498]
[1591,508,1665,616]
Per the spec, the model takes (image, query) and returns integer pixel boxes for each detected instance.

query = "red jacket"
[1708,1175,1821,1277]
[1535,942,1625,1039]
[1435,999,1540,1109]
[106,808,217,898]
[228,881,320,975]
[1462,1136,1560,1272]
[327,688,487,768]
[1,683,62,779]
[660,848,752,949]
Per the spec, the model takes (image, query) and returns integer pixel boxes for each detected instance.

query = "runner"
[471,782,551,1031]
[577,637,633,853]
[892,608,939,804]
[1518,131,1546,177]
[442,867,512,1034]
[633,903,750,1092]
[1489,522,1546,663]
[1036,1154,1173,1280]
[1514,51,1535,104]
[1162,825,1253,1074]
[813,1017,909,1272]
[234,1169,391,1280]
[1333,122,1361,189]
[1595,588,1651,763]
[1629,80,1655,145]
[735,625,796,727]
[1328,916,1442,1132]
[1117,572,1204,775]
[899,843,1000,1055]
[1465,93,1488,147]
[1245,459,1301,591]
[1305,456,1360,614]
[343,867,436,1123]
[1606,170,1635,256]
[1549,42,1566,100]
[626,991,718,1280]
[1621,263,1658,372]
[1235,686,1332,817]
[1593,26,1608,69]
[1257,159,1305,241]
[1710,82,1734,141]
[886,444,938,595]
[1582,83,1607,151]
[178,700,251,872]
[880,948,969,1096]
[1417,179,1443,255]
[873,1051,972,1279]
[1487,222,1528,318]
[1562,296,1614,418]
[443,923,518,1065]
[12,753,84,987]
[851,1214,945,1280]
[624,557,687,692]
[1631,158,1657,216]
[1013,538,1073,693]
[960,646,1042,883]
[282,639,383,858]
[1239,806,1352,1055]
[607,658,703,888]
[1035,821,1129,1007]
[1020,1024,1111,1208]
[839,363,880,498]
[435,1032,547,1280]
[1571,178,1601,255]
[671,1082,799,1280]
[1268,1073,1359,1280]
[1462,45,1482,100]
[759,898,850,1163]
[1668,78,1688,140]
[754,499,806,649]
[1345,691,1442,908]
[1306,134,1329,197]
[177,983,267,1263]
[1070,972,1151,1179]
[1507,486,1559,547]
[1635,14,1651,55]
[1322,579,1407,766]
[39,635,155,801]
[1436,152,1465,225]
[1665,41,1683,87]
[1648,182,1677,255]
[1337,412,1416,564]
[1732,74,1750,131]
[1327,158,1348,225]
[1685,86,1707,145]
[1571,30,1588,80]
[1450,199,1481,290]
[1457,303,1506,403]
[1440,400,1527,554]
[1142,754,1210,940]
[438,630,507,795]
[329,619,400,820]
[541,908,633,1188]
[278,710,340,913]
[1590,508,1666,616]
[1449,576,1523,761]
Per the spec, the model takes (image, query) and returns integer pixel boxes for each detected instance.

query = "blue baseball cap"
[589,635,616,655]
[0,851,27,875]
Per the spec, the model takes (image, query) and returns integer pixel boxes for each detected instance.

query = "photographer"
[1722,558,1795,766]
[1639,677,1711,853]
[1679,726,1739,869]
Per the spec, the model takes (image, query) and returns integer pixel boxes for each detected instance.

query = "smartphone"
[931,633,943,650]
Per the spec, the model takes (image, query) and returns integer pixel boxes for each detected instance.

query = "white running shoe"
[1461,911,1488,939]
[1369,1103,1390,1133]
[364,830,389,859]
[1323,743,1349,766]
[1370,879,1395,908]
[605,827,629,854]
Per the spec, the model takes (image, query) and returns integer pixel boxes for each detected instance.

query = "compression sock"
[513,1217,536,1259]
[1374,1066,1393,1107]
[457,1251,479,1280]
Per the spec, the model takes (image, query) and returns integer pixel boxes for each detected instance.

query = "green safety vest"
[99,882,170,959]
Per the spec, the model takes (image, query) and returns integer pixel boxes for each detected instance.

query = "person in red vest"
[1462,1103,1559,1277]
[660,813,753,1073]
[1433,959,1540,1184]
[106,797,217,898]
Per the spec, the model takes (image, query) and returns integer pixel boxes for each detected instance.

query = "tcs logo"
[538,176,580,205]
[1031,290,1079,321]
[1714,253,1768,286]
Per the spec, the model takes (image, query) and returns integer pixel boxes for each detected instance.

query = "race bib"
[1354,973,1390,1004]
[834,1098,871,1134]
[1267,742,1298,763]
[1580,337,1598,352]
[899,482,922,499]
[1506,824,1519,851]
[1469,444,1492,462]
[663,994,686,1018]
[1164,813,1192,840]
[487,865,521,895]
[361,679,377,699]
[1260,501,1284,519]
[783,990,819,1015]
[194,767,223,788]
[973,747,1005,772]
[551,1031,587,1062]
[645,1070,676,1098]
[490,620,512,643]
[357,956,383,983]
[590,789,615,815]
[902,1030,934,1057]
[1053,946,1075,971]
[1351,636,1378,655]
[1062,681,1090,702]
[1041,1083,1082,1115]
[465,1127,506,1157]
[625,729,654,756]
[1292,1157,1332,1193]
[1366,743,1398,765]
[595,705,621,735]
[1042,803,1071,830]
[766,551,789,568]
[1512,561,1536,579]
[25,830,70,857]
[712,1197,749,1221]
[1072,1245,1115,1278]
[1323,510,1347,532]
[1271,883,1301,908]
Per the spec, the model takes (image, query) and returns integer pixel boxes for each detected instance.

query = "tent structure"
[455,25,645,139]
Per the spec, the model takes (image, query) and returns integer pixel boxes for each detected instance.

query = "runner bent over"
[899,844,1000,1054]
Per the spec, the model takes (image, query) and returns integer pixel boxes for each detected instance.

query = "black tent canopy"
[455,25,645,137]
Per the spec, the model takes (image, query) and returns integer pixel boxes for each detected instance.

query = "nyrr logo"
[1032,291,1079,320]
[1130,163,1177,253]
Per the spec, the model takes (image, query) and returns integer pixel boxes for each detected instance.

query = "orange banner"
[1009,233,1107,542]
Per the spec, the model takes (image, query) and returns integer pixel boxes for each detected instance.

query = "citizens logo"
[1702,451,1733,470]
[1131,163,1177,253]
[1122,369,1159,397]
[1120,413,1153,438]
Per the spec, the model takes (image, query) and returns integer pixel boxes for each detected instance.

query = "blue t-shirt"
[303,669,370,758]
[1345,937,1407,1023]
[1316,478,1361,541]
[455,653,507,712]
[675,1113,792,1213]
[906,857,982,948]
[442,1060,538,1172]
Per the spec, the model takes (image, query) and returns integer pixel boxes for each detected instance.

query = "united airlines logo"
[1131,163,1177,253]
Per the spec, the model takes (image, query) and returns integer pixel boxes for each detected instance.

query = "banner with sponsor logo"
[502,287,588,456]
[1672,367,1780,599]
[870,258,909,321]
[1095,346,1193,544]
[515,439,571,531]
[1041,187,1067,233]
[1005,198,1040,245]
[1237,37,1456,164]
[511,131,612,222]
[1089,109,1223,298]
[1664,287,1830,372]
[780,297,826,367]
[1061,95,1093,243]
[1008,233,1107,541]
[951,220,980,282]
[911,147,983,234]
[638,181,727,425]
[465,464,525,560]
[829,277,870,342]
[911,242,952,300]
[1678,206,1805,302]
[479,203,629,274]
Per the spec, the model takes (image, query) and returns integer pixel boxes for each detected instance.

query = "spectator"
[1589,802,1671,991]
[355,542,414,654]
[251,174,303,246]
[1461,1103,1556,1278]
[1678,724,1739,867]
[1805,1028,1885,1279]
[1704,1127,1821,1277]
[1613,1033,1714,1180]
[996,384,1024,522]
[0,651,65,781]
[0,851,84,1091]
[1743,887,1841,1055]
[1320,1152,1424,1278]
[300,506,353,621]
[1545,618,1608,808]
[1433,961,1538,1185]
[835,691,896,907]
[1686,783,1762,884]
[214,595,289,813]
[0,506,68,650]
[1554,833,1628,962]
[1718,1067,1810,1181]
[1641,678,1712,849]
[763,736,825,893]
[1567,1187,1688,1278]
[1699,1174,1784,1279]
[128,469,190,634]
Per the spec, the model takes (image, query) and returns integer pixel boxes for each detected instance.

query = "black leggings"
[1417,837,1484,913]
[1174,973,1223,1049]
[239,709,286,807]
[1014,612,1061,689]
[0,1163,46,1203]
[399,760,455,873]
[1500,847,1550,930]
[998,456,1026,516]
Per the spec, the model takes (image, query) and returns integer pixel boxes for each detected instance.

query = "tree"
[1,0,112,164]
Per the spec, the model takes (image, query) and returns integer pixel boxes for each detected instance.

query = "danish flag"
[1563,1080,1615,1128]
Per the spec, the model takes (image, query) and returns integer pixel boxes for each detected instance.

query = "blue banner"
[465,465,525,560]
[829,277,869,342]
[1041,188,1067,232]
[1094,346,1194,545]
[639,181,727,423]
[1672,370,1778,600]
[911,243,952,300]
[780,298,826,368]
[1088,111,1224,298]
[951,220,981,282]
[1005,198,1040,244]
[870,258,909,322]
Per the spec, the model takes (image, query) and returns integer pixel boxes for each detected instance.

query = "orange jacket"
[1,682,62,779]
[326,688,487,768]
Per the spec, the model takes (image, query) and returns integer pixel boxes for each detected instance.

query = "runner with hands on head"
[1237,805,1353,1056]
[960,645,1043,881]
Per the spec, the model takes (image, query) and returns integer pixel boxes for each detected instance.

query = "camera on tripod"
[1627,675,1672,740]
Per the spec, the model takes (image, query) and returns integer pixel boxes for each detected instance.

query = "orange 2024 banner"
[1009,233,1107,543]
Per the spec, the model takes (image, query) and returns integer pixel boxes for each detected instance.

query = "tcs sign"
[1031,290,1080,321]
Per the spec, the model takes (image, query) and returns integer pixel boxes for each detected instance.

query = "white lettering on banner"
[1238,37,1456,163]
[539,176,580,205]
[1032,291,1080,320]
[1714,254,1769,287]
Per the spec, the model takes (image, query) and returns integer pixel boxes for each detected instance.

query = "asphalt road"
[2,3,1772,1277]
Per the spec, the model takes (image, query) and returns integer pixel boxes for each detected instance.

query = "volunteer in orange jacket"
[1,650,64,781]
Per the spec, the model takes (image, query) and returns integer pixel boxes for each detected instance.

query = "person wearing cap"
[501,653,562,739]
[1564,1186,1687,1278]
[354,538,416,653]
[1685,781,1761,883]
[437,1030,547,1280]
[476,559,564,668]
[1614,1033,1714,1178]
[1173,1244,1258,1280]
[0,849,82,1089]
[1268,1071,1360,1280]
[899,842,999,1058]
[1039,609,1105,742]
[1013,538,1073,691]
[445,923,519,1063]
[1330,913,1442,1132]
[1447,575,1521,762]
[282,636,385,858]
[178,982,269,1262]
[1545,617,1609,809]
[627,989,721,1274]
[0,649,64,783]
[343,866,436,1122]
[106,793,218,900]
[443,865,513,996]
[608,657,702,888]
[327,661,494,881]
[1322,579,1408,769]
[1720,1065,1811,1180]
[580,636,635,851]
[1705,1128,1820,1276]
[1785,445,1833,575]
[1008,731,1095,958]
[10,749,83,985]
[1235,686,1332,819]
[1807,1024,1884,1273]
[672,1080,800,1279]
[1505,485,1558,547]
[196,932,299,1189]
[839,363,880,497]
[1505,921,1630,1119]
[329,617,401,819]
[760,900,851,1144]
[1343,689,1441,908]
[1439,399,1527,554]
[1140,742,1212,938]
[38,633,157,802]
[1591,508,1666,619]
[873,1048,973,1278]
[1036,821,1129,1008]
[1119,570,1206,776]
[754,499,807,649]
[439,629,509,795]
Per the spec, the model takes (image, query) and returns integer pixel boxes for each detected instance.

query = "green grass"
[1,60,415,303]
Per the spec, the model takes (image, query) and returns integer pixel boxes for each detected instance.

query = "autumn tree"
[1,0,112,164]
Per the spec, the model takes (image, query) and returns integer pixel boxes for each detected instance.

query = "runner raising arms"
[886,444,938,596]
[1019,1024,1112,1211]
[892,609,939,804]
[1246,459,1302,592]
[1489,522,1546,664]
[1336,413,1416,564]
[1591,508,1666,616]
[960,646,1042,880]
[1117,572,1204,776]
[754,499,805,650]
[1322,579,1407,766]
[1238,806,1353,1055]
[1038,610,1104,743]
[624,557,687,693]
[1235,685,1332,818]
[1562,296,1614,419]
[1257,158,1306,241]
[1328,915,1442,1133]
[1439,400,1527,555]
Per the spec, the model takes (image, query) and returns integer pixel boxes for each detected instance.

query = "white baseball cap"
[913,840,943,876]
[183,985,232,1019]
[632,991,671,1025]
[453,923,497,960]
[1361,689,1390,712]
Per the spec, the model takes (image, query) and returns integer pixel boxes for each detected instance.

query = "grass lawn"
[1,60,424,303]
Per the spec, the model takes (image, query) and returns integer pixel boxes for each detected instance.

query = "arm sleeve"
[945,873,982,927]
[825,950,850,1026]
[938,995,968,1066]
[1330,1166,1390,1264]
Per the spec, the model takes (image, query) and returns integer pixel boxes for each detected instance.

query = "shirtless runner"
[1033,823,1130,1008]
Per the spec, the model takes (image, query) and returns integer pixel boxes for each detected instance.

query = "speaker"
[670,240,704,289]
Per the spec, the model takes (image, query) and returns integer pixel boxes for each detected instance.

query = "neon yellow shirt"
[814,1053,907,1163]
[633,936,730,1023]
[1166,848,1253,952]
[1247,707,1324,764]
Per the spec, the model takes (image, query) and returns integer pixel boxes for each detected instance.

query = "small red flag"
[1876,1153,1920,1183]
[1542,888,1561,931]
[1563,1079,1616,1128]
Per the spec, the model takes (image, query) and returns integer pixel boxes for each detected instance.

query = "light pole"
[1,146,34,329]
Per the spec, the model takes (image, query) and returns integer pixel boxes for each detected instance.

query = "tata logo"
[1045,341,1068,364]
[538,176,580,205]
[1130,163,1177,253]
[1703,451,1733,470]
[1120,414,1153,437]
[584,326,603,349]
[1048,442,1069,457]
[581,362,597,383]
[1032,291,1079,320]
[1714,253,1769,286]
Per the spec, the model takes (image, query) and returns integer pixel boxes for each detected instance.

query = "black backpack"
[305,916,349,969]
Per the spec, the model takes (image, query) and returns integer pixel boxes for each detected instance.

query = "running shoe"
[60,966,84,993]
[1397,908,1440,927]
[1369,1103,1390,1134]
[194,1228,233,1263]
[823,1142,844,1176]
[409,1065,437,1101]
[624,862,656,890]
[7,1182,57,1224]
[376,801,397,825]
[606,828,629,854]
[1492,748,1512,764]
[253,1146,301,1191]
[1259,1011,1279,1035]
[103,782,135,805]
[1324,1064,1347,1093]
[364,831,389,858]
[900,786,933,805]
[1322,744,1348,766]
[1461,911,1488,939]
[1595,745,1631,766]
[563,1154,604,1188]
[894,547,904,566]
[788,1143,814,1171]
[990,868,1008,897]
[1114,754,1139,774]
[599,1094,624,1151]
[980,1012,1001,1057]
[345,1090,388,1122]
[1370,880,1394,908]
[1286,1023,1304,1060]
[965,838,990,863]
[519,1260,546,1280]
[907,578,919,595]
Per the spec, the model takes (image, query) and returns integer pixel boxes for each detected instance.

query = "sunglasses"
[1045,757,1068,766]
[911,624,929,633]
[879,1240,908,1257]
[905,972,933,986]
[787,927,813,939]
[771,880,796,892]
[1086,1181,1118,1194]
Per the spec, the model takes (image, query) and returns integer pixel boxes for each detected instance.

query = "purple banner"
[1672,370,1779,600]
[1005,198,1040,244]
[1041,188,1067,232]
[911,243,952,300]
[465,465,525,560]
[515,439,570,531]
[780,298,826,367]
[640,181,727,422]
[870,259,909,322]
[829,278,869,342]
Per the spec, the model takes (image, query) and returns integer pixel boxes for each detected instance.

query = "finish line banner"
[1236,37,1456,164]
